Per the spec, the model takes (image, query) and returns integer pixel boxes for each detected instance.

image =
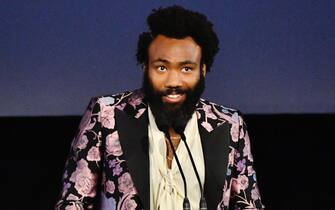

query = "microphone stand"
[179,132,207,210]
[164,131,191,210]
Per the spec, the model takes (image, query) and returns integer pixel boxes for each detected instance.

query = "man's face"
[145,35,206,111]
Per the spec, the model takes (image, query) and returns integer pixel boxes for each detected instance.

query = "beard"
[142,71,205,134]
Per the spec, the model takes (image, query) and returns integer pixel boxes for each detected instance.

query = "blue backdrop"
[1,0,334,116]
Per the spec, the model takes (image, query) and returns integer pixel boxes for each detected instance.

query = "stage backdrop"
[1,0,334,116]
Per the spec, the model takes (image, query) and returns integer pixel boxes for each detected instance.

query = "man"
[56,5,264,210]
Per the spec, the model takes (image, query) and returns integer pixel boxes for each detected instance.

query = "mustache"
[160,87,187,96]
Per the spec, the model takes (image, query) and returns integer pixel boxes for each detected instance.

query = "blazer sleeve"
[223,112,265,209]
[55,97,103,210]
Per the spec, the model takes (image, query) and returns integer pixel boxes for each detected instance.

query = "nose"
[165,70,182,88]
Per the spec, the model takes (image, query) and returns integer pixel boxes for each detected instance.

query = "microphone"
[175,127,207,210]
[160,126,191,210]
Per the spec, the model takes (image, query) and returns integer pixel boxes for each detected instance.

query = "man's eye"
[157,66,167,72]
[182,67,193,72]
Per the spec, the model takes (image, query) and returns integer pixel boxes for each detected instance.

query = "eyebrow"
[151,58,197,66]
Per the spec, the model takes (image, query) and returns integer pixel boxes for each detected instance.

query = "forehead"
[148,35,201,63]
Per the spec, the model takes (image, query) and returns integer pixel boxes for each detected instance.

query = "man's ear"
[201,64,207,77]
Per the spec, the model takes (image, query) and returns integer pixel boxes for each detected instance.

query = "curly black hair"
[136,5,219,72]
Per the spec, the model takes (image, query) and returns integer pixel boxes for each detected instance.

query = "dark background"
[1,0,334,209]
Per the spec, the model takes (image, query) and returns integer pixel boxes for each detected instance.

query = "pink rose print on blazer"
[121,197,137,210]
[87,146,101,161]
[99,105,115,129]
[118,172,136,194]
[106,131,123,156]
[69,160,97,197]
[105,180,115,194]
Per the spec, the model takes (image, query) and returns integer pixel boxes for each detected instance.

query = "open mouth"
[162,93,185,103]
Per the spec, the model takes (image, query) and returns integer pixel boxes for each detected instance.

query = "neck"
[169,127,179,138]
[166,127,182,169]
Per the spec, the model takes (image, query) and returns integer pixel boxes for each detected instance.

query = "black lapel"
[199,122,230,209]
[115,108,150,209]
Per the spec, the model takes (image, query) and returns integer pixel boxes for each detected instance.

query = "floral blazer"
[55,89,264,210]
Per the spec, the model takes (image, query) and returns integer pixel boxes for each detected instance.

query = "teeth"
[167,94,179,99]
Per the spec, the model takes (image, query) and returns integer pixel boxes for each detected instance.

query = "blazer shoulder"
[92,89,144,107]
[198,98,244,126]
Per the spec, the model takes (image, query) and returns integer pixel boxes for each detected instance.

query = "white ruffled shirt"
[148,107,205,210]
